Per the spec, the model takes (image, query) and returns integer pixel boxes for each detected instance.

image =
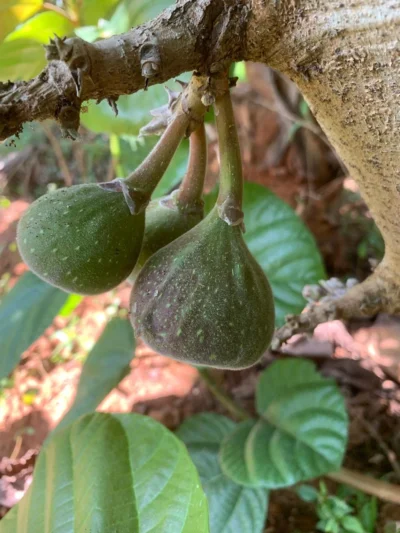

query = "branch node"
[57,105,80,140]
[217,195,245,228]
[140,35,162,82]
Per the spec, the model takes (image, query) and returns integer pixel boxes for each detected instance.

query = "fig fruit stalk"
[129,122,207,282]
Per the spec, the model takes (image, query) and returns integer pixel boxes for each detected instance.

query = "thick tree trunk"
[1,0,399,318]
[254,0,400,316]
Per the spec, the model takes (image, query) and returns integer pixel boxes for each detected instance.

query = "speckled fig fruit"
[130,207,275,369]
[129,192,204,283]
[17,184,145,294]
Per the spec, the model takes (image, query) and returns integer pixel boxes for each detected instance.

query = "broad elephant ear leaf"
[219,359,348,489]
[177,413,269,533]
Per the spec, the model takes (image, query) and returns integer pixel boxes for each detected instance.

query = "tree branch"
[0,0,249,141]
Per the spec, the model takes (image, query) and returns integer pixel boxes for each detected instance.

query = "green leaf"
[106,0,172,35]
[219,359,348,489]
[0,0,42,42]
[5,11,74,44]
[329,495,353,517]
[74,0,173,42]
[230,62,247,82]
[0,272,68,380]
[0,413,209,533]
[342,516,367,533]
[0,38,45,80]
[358,498,378,533]
[58,293,83,317]
[81,83,179,136]
[55,318,134,433]
[204,183,325,326]
[119,136,189,199]
[78,0,120,25]
[325,518,340,533]
[74,24,102,42]
[296,484,319,502]
[177,413,268,533]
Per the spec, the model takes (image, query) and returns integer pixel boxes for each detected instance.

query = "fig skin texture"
[128,191,203,283]
[17,184,145,295]
[131,207,275,369]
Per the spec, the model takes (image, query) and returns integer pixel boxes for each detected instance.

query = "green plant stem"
[124,111,189,196]
[176,122,207,209]
[198,368,249,421]
[198,368,400,505]
[214,88,243,212]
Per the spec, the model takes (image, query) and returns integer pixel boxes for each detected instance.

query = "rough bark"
[261,0,400,318]
[1,0,400,321]
[0,0,248,139]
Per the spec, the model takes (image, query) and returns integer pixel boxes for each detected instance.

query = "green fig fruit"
[130,207,275,369]
[128,190,203,283]
[17,184,145,294]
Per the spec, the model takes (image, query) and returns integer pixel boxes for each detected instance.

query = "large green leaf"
[0,38,45,80]
[0,272,68,379]
[0,413,209,533]
[55,318,134,433]
[103,0,172,35]
[75,0,172,40]
[118,0,173,26]
[5,11,74,44]
[219,359,348,489]
[0,0,42,42]
[205,183,326,325]
[177,413,268,533]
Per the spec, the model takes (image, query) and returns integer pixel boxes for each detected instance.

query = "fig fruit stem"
[214,85,244,224]
[124,111,190,196]
[176,122,207,210]
[199,367,400,505]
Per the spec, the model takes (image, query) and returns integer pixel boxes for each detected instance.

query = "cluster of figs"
[17,75,275,369]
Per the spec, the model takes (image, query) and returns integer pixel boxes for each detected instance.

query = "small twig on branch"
[271,268,400,351]
[271,277,356,350]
